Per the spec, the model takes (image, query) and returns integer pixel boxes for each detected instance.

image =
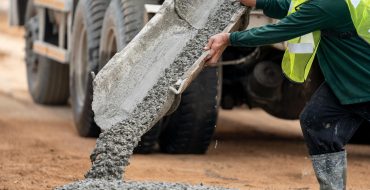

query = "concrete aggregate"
[56,179,234,190]
[57,0,242,189]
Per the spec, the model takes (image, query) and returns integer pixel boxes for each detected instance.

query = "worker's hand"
[239,0,256,7]
[204,33,230,66]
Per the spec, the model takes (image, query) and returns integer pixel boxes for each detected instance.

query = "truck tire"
[159,68,220,154]
[70,0,110,137]
[99,0,161,154]
[25,0,69,105]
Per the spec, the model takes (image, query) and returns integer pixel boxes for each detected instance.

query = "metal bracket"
[169,79,188,95]
[33,41,69,63]
[144,4,161,24]
[166,79,187,115]
[166,93,182,115]
[34,0,73,12]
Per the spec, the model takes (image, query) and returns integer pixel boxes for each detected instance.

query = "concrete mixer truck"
[8,0,369,154]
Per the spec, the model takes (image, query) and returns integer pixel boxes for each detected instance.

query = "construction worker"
[205,0,370,189]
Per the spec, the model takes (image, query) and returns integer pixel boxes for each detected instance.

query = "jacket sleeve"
[230,1,332,47]
[256,0,291,19]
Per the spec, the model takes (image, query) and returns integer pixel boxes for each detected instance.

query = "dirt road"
[0,14,370,190]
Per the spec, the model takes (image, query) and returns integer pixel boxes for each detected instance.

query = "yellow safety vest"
[282,0,369,83]
[346,0,370,44]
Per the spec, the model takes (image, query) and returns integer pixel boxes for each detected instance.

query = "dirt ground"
[0,12,370,190]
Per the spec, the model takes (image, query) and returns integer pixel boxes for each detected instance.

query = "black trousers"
[300,83,370,155]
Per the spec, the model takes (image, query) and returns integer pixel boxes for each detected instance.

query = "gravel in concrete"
[85,0,241,180]
[57,0,242,189]
[56,179,234,190]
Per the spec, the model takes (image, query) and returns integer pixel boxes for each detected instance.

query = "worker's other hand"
[204,33,230,66]
[239,0,256,7]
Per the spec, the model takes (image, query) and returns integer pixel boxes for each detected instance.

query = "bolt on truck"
[8,0,369,154]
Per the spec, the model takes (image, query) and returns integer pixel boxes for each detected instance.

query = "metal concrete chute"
[92,0,247,131]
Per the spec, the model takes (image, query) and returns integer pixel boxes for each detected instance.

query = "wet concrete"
[56,179,234,190]
[57,0,242,189]
[175,0,223,29]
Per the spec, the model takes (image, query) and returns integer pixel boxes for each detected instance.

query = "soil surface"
[1,11,370,190]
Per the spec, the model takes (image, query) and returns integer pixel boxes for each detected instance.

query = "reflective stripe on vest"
[346,0,370,44]
[281,0,320,83]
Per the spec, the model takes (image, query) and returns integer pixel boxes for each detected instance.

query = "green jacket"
[230,0,370,104]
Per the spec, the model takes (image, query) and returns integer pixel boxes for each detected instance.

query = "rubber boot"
[311,151,347,190]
